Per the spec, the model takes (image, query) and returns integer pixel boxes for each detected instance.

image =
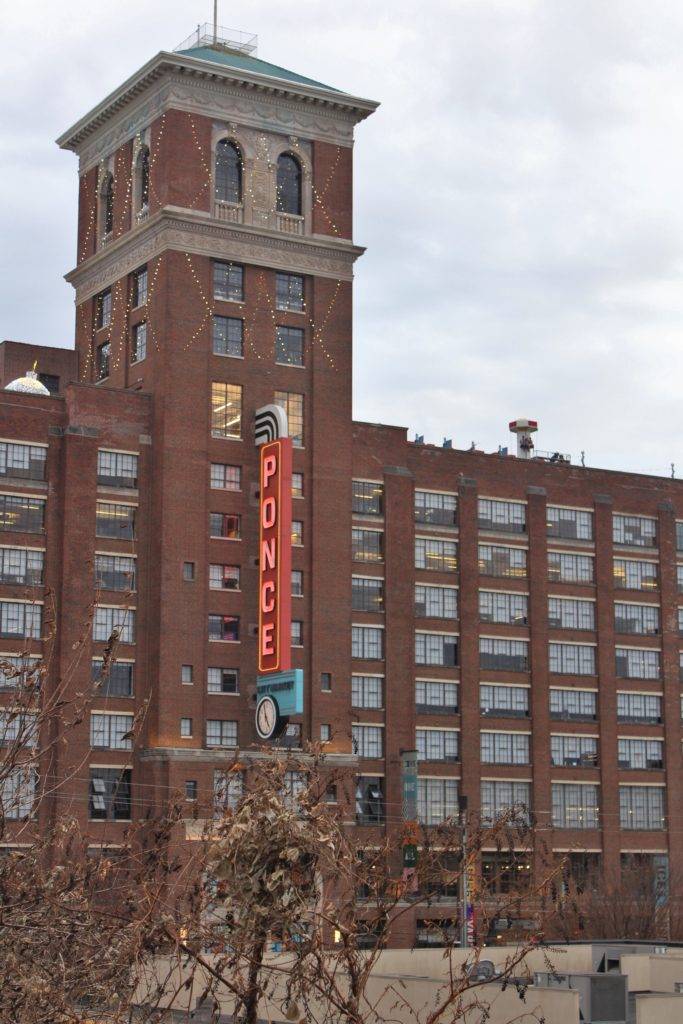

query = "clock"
[255,695,280,740]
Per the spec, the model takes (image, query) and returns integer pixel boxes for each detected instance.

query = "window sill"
[207,691,240,697]
[130,357,146,366]
[276,307,306,316]
[275,361,305,369]
[209,587,242,593]
[211,434,243,442]
[214,297,245,306]
[213,353,244,359]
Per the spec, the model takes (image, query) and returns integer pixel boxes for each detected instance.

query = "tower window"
[215,140,242,205]
[97,342,110,380]
[138,146,150,209]
[276,154,302,216]
[131,322,147,364]
[102,173,114,236]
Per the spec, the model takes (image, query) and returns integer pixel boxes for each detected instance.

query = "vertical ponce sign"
[258,438,293,673]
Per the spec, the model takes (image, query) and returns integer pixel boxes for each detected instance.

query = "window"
[0,441,46,481]
[613,558,658,591]
[94,554,136,592]
[132,267,147,307]
[215,139,242,204]
[0,494,45,534]
[292,472,303,497]
[136,148,150,210]
[276,272,304,311]
[96,501,135,539]
[275,325,304,366]
[548,597,595,631]
[276,153,302,216]
[214,769,244,814]
[90,712,133,750]
[291,570,303,596]
[209,512,241,539]
[620,786,665,829]
[352,577,384,612]
[550,688,597,721]
[207,667,238,694]
[282,723,302,748]
[0,656,40,691]
[321,672,332,692]
[415,538,457,573]
[547,506,593,540]
[355,776,384,823]
[292,520,303,546]
[0,711,38,748]
[96,289,112,329]
[415,632,458,667]
[208,615,240,642]
[617,692,661,724]
[548,551,594,584]
[618,738,663,770]
[274,391,303,447]
[0,766,36,820]
[615,648,660,679]
[481,781,531,825]
[209,564,240,590]
[89,768,132,821]
[185,780,197,801]
[0,601,41,640]
[480,684,529,717]
[131,322,147,363]
[415,920,458,948]
[479,638,528,672]
[37,373,59,395]
[417,778,459,825]
[91,659,133,698]
[415,680,458,714]
[551,734,598,767]
[181,665,193,684]
[97,342,110,380]
[549,643,596,675]
[206,719,238,747]
[210,463,241,491]
[180,718,193,738]
[92,606,134,644]
[478,544,526,578]
[352,675,383,709]
[416,585,457,619]
[0,548,44,586]
[614,603,659,635]
[678,522,683,551]
[213,316,243,358]
[414,491,457,526]
[183,561,195,582]
[478,498,526,533]
[291,621,303,646]
[352,625,384,660]
[613,514,657,548]
[417,728,458,762]
[551,783,599,829]
[213,261,244,302]
[352,725,383,758]
[211,382,242,439]
[479,591,527,625]
[482,852,531,895]
[481,731,529,764]
[352,528,382,562]
[320,724,331,742]
[97,451,138,489]
[353,481,383,516]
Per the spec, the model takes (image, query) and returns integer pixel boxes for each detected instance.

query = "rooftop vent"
[175,24,258,57]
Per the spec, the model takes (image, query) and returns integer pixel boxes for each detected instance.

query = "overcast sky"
[3,0,683,475]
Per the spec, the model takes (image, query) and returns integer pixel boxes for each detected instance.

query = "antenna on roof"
[213,0,218,43]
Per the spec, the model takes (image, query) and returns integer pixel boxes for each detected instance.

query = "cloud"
[2,0,683,474]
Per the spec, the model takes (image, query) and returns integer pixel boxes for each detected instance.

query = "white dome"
[5,370,50,396]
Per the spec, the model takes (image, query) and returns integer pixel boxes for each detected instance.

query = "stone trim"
[66,207,364,302]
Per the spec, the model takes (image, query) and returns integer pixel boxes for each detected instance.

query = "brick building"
[1,27,682,945]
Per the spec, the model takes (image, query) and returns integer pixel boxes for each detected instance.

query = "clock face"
[256,695,279,740]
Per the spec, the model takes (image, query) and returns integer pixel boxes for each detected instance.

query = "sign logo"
[257,426,292,675]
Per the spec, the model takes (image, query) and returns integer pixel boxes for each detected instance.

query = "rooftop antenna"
[213,0,218,43]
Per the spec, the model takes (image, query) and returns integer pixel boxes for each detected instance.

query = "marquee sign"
[256,409,293,676]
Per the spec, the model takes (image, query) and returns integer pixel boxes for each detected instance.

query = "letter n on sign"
[258,438,293,673]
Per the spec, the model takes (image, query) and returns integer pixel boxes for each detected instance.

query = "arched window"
[215,140,242,205]
[139,147,150,209]
[276,154,302,216]
[102,173,114,236]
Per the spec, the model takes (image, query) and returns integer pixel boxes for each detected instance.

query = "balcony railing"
[214,201,244,224]
[276,212,304,235]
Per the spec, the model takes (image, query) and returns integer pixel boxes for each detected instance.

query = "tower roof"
[175,44,341,94]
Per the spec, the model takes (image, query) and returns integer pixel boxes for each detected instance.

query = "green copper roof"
[177,46,341,93]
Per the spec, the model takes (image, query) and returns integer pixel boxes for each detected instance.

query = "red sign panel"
[258,438,293,674]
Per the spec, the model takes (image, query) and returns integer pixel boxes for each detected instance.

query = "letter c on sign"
[262,580,275,613]
[262,496,276,529]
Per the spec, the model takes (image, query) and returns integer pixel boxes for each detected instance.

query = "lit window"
[274,391,303,447]
[211,382,242,439]
[209,513,241,539]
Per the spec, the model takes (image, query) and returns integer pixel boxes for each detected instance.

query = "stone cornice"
[139,746,359,767]
[65,207,364,302]
[57,51,378,167]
